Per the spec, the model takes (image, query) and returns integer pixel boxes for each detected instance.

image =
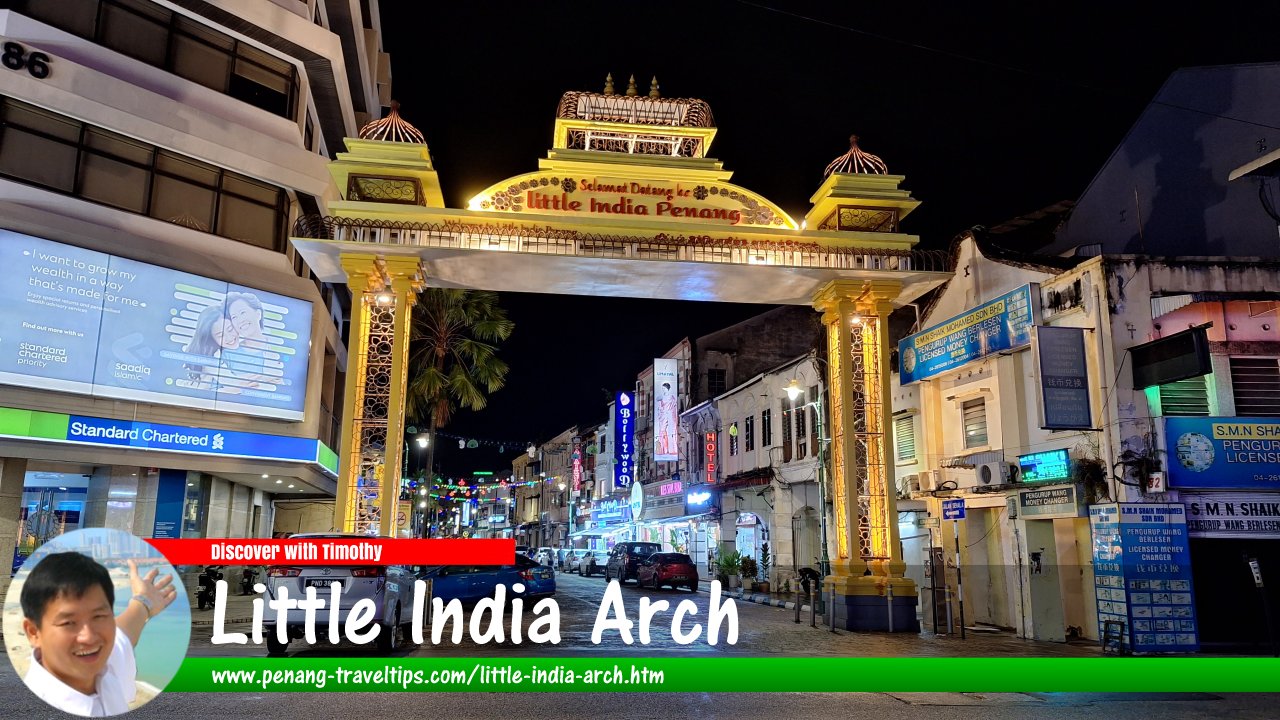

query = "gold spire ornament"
[626,74,638,96]
[649,76,660,98]
[359,100,426,143]
[823,134,888,176]
[604,73,615,95]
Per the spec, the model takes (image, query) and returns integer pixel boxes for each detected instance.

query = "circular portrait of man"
[3,528,190,716]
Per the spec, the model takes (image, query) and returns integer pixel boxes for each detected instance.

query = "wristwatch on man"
[131,594,154,619]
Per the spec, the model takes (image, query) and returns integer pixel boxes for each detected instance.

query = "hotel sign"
[469,172,797,229]
[705,431,717,484]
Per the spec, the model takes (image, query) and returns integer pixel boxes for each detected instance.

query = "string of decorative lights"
[431,431,535,453]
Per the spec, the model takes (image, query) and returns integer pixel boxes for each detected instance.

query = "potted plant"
[740,556,758,591]
[757,543,771,594]
[716,545,742,589]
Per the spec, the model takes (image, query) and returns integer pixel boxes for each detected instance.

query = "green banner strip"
[0,406,68,439]
[169,657,1280,693]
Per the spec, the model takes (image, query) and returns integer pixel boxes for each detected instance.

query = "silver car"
[564,549,590,573]
[262,532,421,656]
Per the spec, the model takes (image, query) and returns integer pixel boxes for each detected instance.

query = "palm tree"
[405,289,513,526]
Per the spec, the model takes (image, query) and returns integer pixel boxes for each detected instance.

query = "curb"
[724,589,814,613]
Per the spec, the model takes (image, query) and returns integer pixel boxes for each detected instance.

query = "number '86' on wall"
[3,42,51,79]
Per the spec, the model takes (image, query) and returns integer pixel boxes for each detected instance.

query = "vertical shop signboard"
[614,391,635,489]
[1090,503,1199,653]
[152,469,187,539]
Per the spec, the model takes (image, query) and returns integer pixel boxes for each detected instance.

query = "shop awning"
[638,513,713,526]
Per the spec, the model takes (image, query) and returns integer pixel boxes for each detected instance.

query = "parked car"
[579,550,609,577]
[534,547,555,567]
[515,544,531,557]
[565,549,590,573]
[262,532,417,656]
[419,555,556,604]
[604,541,662,584]
[637,552,699,591]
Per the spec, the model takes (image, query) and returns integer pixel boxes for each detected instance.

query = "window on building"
[729,422,739,456]
[0,97,289,250]
[781,397,793,462]
[894,415,917,462]
[962,398,988,449]
[1157,376,1210,416]
[598,435,606,455]
[16,0,299,121]
[795,389,807,460]
[762,409,772,447]
[708,369,727,397]
[744,415,755,452]
[1230,357,1280,416]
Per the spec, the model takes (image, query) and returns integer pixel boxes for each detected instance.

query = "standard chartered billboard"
[0,230,312,421]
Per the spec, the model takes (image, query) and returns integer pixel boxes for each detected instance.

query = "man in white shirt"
[20,552,178,717]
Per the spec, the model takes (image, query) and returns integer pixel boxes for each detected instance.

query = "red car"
[636,552,698,591]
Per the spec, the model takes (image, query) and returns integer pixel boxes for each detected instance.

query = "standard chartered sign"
[69,419,220,448]
[0,407,337,475]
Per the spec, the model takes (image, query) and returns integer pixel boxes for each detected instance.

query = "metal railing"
[292,215,953,275]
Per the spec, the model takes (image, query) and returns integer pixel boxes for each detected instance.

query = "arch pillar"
[333,253,424,536]
[813,279,918,631]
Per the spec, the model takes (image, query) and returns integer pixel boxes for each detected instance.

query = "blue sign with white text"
[898,284,1039,384]
[1165,416,1280,490]
[63,415,330,471]
[942,499,966,520]
[614,392,635,489]
[1090,503,1198,654]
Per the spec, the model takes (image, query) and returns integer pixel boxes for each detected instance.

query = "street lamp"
[786,369,832,579]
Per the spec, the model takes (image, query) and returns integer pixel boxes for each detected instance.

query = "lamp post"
[786,374,832,579]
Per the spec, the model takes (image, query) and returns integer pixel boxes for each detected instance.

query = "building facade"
[898,231,1280,652]
[0,1,392,594]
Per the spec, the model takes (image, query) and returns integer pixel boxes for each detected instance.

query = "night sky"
[379,1,1276,477]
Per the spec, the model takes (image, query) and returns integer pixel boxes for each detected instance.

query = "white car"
[262,532,420,656]
[534,547,555,567]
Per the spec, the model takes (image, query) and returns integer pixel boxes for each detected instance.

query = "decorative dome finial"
[359,100,426,143]
[625,74,638,96]
[649,76,660,98]
[824,134,888,176]
[603,73,615,95]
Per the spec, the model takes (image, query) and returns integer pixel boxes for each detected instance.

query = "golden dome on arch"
[359,100,426,143]
[824,135,888,176]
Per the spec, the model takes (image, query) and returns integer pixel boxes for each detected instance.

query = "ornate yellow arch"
[468,170,798,230]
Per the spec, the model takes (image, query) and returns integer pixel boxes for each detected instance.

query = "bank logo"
[212,433,225,450]
[1175,432,1214,472]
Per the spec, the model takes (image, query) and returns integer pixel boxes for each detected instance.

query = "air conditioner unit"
[907,473,923,493]
[974,462,1020,486]
[976,462,1008,486]
[921,469,945,492]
